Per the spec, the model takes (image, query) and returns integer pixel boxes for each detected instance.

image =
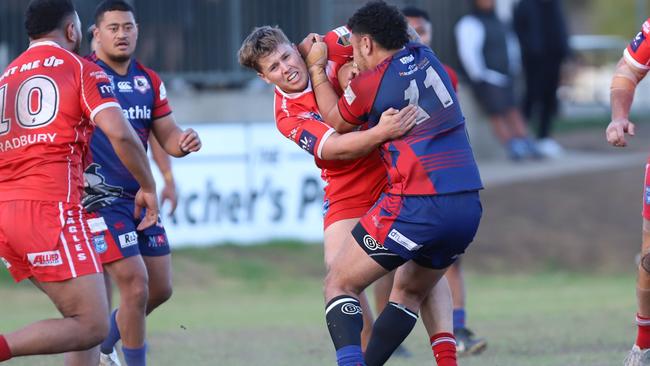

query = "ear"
[362,36,373,56]
[65,21,77,43]
[257,72,271,84]
[93,26,100,41]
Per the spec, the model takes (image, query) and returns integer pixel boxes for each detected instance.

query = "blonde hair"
[238,26,291,73]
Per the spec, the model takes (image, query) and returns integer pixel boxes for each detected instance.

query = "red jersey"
[274,86,386,206]
[625,18,650,69]
[0,41,120,203]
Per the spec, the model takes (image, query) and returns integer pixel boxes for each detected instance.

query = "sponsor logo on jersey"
[147,234,167,248]
[89,70,110,81]
[117,81,133,92]
[298,130,317,155]
[118,231,138,248]
[341,302,363,315]
[133,76,150,94]
[363,234,387,251]
[344,85,356,105]
[93,234,108,254]
[388,229,422,251]
[631,31,646,52]
[97,82,115,98]
[0,257,11,269]
[27,250,63,267]
[121,105,152,120]
[400,54,415,64]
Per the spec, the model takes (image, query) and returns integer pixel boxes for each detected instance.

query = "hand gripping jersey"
[83,54,171,212]
[0,41,120,203]
[338,42,483,196]
[625,18,650,70]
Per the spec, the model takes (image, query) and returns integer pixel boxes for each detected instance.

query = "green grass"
[0,244,638,365]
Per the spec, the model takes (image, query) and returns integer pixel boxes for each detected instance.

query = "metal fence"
[0,0,469,86]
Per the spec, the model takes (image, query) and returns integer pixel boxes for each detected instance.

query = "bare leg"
[324,219,374,351]
[505,108,530,138]
[446,260,465,312]
[142,254,173,315]
[5,273,109,364]
[104,256,149,349]
[421,276,453,336]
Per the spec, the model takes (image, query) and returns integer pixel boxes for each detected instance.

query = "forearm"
[149,135,174,183]
[321,128,384,160]
[310,66,354,133]
[611,87,635,121]
[110,129,156,192]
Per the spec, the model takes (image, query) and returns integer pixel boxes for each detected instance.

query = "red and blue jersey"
[338,42,482,196]
[83,54,171,211]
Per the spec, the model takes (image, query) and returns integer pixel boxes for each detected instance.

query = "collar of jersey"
[275,79,312,99]
[28,40,62,49]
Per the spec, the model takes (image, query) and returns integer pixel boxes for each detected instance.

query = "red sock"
[430,332,457,366]
[637,314,650,349]
[0,335,12,361]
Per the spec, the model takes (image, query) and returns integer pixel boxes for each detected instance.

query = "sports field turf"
[0,243,637,366]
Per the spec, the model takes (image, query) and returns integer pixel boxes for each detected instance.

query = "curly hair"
[347,1,409,50]
[25,0,76,39]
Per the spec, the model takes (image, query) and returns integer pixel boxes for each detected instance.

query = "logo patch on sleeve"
[298,130,317,155]
[344,85,356,105]
[631,32,646,52]
[97,82,115,98]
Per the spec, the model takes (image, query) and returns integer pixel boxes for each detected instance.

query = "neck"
[30,35,68,51]
[95,50,131,75]
[370,48,401,69]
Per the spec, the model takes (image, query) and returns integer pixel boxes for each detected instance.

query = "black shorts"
[471,81,516,116]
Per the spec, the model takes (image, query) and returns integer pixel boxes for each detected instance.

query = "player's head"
[238,26,308,93]
[402,6,432,45]
[474,0,495,12]
[347,1,409,71]
[87,24,98,52]
[94,0,138,63]
[24,0,82,53]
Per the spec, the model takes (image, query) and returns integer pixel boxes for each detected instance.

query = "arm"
[93,106,158,229]
[306,41,358,133]
[320,105,417,160]
[606,57,647,147]
[149,134,178,216]
[455,16,509,86]
[150,114,202,157]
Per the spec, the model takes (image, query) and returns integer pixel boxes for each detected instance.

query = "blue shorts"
[353,191,482,270]
[89,199,170,264]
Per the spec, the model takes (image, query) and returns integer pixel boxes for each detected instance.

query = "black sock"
[325,295,365,365]
[364,302,418,366]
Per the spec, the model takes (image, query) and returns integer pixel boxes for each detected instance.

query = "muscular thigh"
[324,218,359,269]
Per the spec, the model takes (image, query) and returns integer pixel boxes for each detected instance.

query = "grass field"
[0,244,638,366]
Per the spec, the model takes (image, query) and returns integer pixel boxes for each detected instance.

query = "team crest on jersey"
[93,234,108,254]
[333,26,351,46]
[133,76,150,94]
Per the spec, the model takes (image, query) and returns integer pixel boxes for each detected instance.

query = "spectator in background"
[455,0,539,161]
[400,5,488,357]
[514,0,569,158]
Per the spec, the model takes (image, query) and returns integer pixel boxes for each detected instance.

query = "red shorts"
[642,161,650,220]
[323,179,387,229]
[0,201,102,283]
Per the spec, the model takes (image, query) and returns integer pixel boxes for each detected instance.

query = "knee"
[75,315,109,349]
[324,270,361,300]
[149,283,173,309]
[121,272,149,307]
[391,284,428,308]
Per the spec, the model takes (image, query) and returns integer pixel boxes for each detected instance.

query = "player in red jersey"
[0,0,159,364]
[607,17,650,366]
[239,25,416,350]
[307,2,482,365]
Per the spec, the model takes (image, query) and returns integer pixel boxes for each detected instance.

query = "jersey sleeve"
[275,102,335,160]
[337,70,380,126]
[79,60,121,124]
[625,18,650,70]
[142,67,173,119]
[324,26,354,65]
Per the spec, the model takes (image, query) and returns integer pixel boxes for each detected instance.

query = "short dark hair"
[24,0,76,39]
[95,0,136,25]
[401,6,430,22]
[347,1,409,50]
